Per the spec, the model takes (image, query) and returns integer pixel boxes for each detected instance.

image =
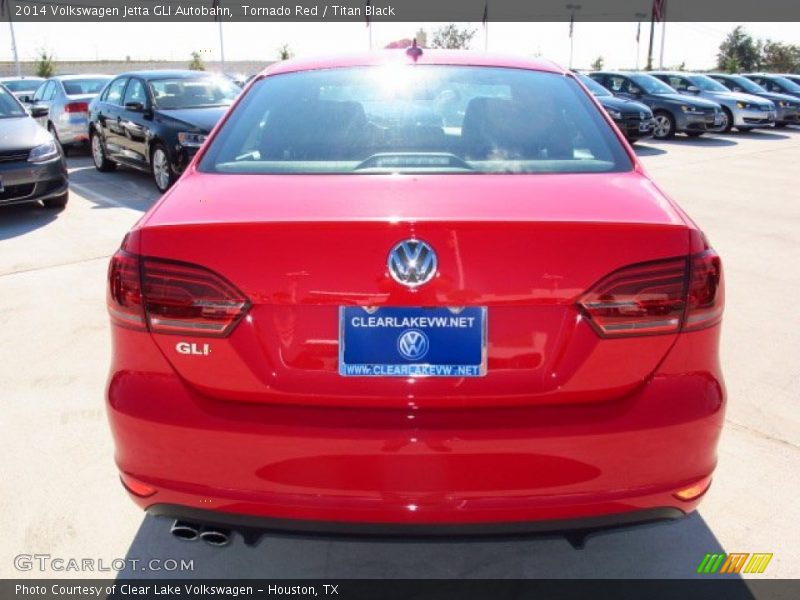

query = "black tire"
[652,111,676,139]
[90,129,116,172]
[42,192,68,209]
[150,143,176,192]
[686,132,704,138]
[719,107,734,133]
[774,122,788,129]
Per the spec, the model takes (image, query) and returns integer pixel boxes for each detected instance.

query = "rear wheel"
[91,130,116,172]
[652,111,676,139]
[42,192,68,209]
[151,143,176,193]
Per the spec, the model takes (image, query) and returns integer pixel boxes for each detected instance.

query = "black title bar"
[2,0,800,22]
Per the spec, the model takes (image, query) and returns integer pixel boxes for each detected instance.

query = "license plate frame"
[339,306,487,378]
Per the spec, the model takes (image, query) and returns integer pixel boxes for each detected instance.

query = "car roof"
[114,69,229,80]
[591,71,653,77]
[51,74,111,80]
[261,50,565,77]
[650,71,697,77]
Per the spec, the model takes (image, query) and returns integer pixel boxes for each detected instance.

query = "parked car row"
[582,70,800,140]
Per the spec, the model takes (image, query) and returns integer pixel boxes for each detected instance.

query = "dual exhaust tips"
[170,520,231,547]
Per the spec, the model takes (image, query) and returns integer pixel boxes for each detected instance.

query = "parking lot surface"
[2,129,799,579]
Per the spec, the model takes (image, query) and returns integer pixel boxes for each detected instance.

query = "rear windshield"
[200,66,631,175]
[2,79,42,92]
[149,77,240,109]
[63,78,110,95]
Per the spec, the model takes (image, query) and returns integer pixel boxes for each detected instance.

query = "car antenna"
[406,39,423,61]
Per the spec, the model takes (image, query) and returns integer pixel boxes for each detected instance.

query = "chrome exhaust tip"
[199,527,231,547]
[170,520,200,541]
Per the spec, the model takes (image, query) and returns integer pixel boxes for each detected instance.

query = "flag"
[366,0,371,27]
[636,21,641,43]
[653,0,665,22]
[569,13,574,38]
[482,1,489,27]
[212,0,220,21]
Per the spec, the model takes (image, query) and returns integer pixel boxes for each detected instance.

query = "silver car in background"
[651,72,775,132]
[0,76,45,105]
[30,74,111,152]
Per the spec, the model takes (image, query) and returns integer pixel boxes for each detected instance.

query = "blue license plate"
[339,306,487,377]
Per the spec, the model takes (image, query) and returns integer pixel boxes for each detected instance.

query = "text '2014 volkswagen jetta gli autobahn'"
[106,50,725,541]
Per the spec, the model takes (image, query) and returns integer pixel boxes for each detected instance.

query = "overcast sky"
[3,21,798,71]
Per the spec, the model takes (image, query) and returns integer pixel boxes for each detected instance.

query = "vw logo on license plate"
[397,329,429,361]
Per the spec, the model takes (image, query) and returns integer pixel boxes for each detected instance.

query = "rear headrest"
[461,96,572,160]
[259,100,369,159]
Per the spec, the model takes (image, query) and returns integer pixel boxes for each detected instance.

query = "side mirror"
[686,85,700,94]
[30,106,49,119]
[124,101,146,112]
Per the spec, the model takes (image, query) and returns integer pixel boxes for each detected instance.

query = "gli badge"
[176,342,211,356]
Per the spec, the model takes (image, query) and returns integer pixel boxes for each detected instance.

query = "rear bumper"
[55,114,90,145]
[147,503,685,536]
[107,326,725,528]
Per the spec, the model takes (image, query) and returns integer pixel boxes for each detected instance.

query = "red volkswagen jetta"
[106,50,724,543]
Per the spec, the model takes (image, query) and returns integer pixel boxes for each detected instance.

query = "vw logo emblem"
[397,329,429,361]
[387,239,437,288]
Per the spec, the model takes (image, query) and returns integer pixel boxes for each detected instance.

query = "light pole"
[635,12,647,70]
[566,4,582,70]
[2,0,22,77]
[658,0,668,69]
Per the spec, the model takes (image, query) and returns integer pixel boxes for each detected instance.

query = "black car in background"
[0,84,68,209]
[742,74,800,101]
[88,70,240,191]
[575,73,653,142]
[589,71,722,139]
[708,73,800,127]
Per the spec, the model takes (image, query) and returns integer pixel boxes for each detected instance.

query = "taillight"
[578,250,723,338]
[107,250,145,330]
[107,251,249,337]
[684,250,723,331]
[64,102,89,113]
[578,258,688,337]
